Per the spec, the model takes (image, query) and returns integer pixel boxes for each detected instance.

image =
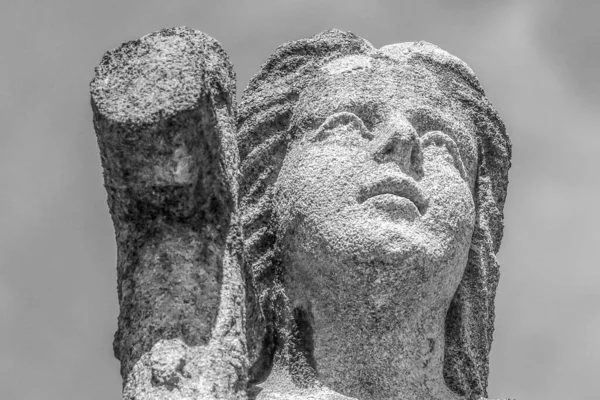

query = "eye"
[307,111,374,144]
[420,131,466,179]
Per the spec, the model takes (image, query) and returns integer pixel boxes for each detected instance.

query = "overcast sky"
[1,1,599,399]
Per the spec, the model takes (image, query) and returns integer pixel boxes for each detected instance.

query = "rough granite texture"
[91,27,512,400]
[90,27,248,399]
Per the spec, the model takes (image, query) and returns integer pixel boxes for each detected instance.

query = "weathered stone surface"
[238,30,511,400]
[90,26,248,399]
[91,27,512,400]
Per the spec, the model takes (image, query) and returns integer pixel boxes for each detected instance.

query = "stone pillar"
[90,27,247,399]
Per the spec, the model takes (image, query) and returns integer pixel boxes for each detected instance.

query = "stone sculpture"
[91,27,511,400]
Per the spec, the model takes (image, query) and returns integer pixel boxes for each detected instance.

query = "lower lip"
[361,194,420,221]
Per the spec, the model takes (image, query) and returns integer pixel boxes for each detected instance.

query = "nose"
[368,115,423,177]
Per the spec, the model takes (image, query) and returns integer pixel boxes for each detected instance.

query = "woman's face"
[274,54,478,310]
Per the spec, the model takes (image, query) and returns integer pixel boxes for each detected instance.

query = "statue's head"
[238,29,510,399]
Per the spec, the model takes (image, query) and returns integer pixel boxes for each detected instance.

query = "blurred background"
[1,0,598,399]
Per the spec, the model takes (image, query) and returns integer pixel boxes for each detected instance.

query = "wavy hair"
[236,29,511,399]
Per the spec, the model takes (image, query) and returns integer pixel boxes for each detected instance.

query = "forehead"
[305,54,472,127]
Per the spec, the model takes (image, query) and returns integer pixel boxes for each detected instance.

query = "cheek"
[420,150,476,241]
[275,146,365,216]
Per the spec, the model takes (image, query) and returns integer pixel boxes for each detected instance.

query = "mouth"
[357,176,429,216]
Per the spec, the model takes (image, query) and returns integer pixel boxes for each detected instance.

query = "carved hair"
[237,29,511,399]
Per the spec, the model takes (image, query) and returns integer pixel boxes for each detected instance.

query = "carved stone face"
[274,53,478,324]
[271,54,480,397]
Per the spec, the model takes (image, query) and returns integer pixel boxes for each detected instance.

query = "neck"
[266,241,467,399]
[281,267,462,400]
[316,297,457,399]
[258,298,461,400]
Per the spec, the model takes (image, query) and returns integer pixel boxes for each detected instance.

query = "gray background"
[1,0,598,399]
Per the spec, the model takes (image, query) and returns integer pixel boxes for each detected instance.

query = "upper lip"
[357,175,429,215]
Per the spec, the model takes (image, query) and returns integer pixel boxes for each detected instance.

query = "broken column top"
[90,26,234,125]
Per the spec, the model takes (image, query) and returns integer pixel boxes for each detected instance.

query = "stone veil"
[90,27,511,400]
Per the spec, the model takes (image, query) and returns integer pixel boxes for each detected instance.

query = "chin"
[333,225,427,267]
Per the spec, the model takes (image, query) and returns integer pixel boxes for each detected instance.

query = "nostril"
[374,142,400,164]
[373,135,414,163]
[382,143,395,156]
